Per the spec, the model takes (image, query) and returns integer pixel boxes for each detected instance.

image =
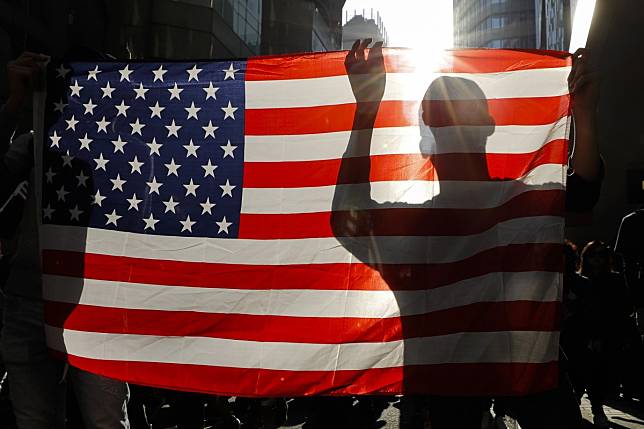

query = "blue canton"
[43,61,245,238]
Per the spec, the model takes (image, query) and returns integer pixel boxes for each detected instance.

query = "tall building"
[114,0,263,59]
[342,9,388,50]
[0,0,346,64]
[536,0,577,50]
[260,0,345,54]
[453,0,574,50]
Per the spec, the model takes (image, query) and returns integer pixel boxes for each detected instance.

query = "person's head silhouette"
[419,76,496,180]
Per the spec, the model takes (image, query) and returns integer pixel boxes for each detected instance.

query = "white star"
[183,178,200,197]
[168,82,183,100]
[76,171,89,187]
[220,140,237,158]
[143,213,160,231]
[149,101,165,119]
[110,173,126,192]
[133,82,148,99]
[111,135,127,153]
[119,65,133,82]
[43,204,55,220]
[163,196,179,213]
[146,176,163,195]
[101,81,115,98]
[184,102,201,120]
[61,150,74,167]
[69,80,83,97]
[219,179,235,197]
[187,64,202,81]
[221,101,238,120]
[45,167,56,183]
[53,99,67,113]
[202,159,217,178]
[180,215,196,233]
[69,205,83,221]
[129,117,145,135]
[146,137,162,156]
[56,64,70,78]
[183,139,199,158]
[223,63,239,80]
[165,119,181,138]
[105,209,122,226]
[200,197,216,215]
[56,185,69,201]
[79,133,93,151]
[93,153,109,171]
[152,65,167,82]
[127,193,142,211]
[65,115,79,131]
[92,189,106,206]
[128,156,144,174]
[82,98,97,115]
[50,131,61,148]
[203,82,219,100]
[216,216,232,234]
[87,65,101,81]
[115,100,130,117]
[96,116,110,133]
[202,120,218,139]
[164,158,181,176]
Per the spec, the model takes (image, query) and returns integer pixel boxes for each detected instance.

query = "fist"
[5,52,49,113]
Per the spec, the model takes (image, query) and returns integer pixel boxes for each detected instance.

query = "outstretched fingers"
[345,39,361,67]
[356,38,372,64]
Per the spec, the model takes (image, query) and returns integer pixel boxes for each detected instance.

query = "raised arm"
[0,52,47,200]
[330,39,386,259]
[568,48,601,181]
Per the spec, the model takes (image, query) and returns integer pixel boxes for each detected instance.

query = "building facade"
[536,0,576,50]
[260,0,345,54]
[341,9,388,50]
[453,0,574,50]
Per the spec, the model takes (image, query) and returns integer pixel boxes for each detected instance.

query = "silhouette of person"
[332,39,602,429]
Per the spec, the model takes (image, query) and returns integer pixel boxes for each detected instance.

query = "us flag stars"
[43,60,245,237]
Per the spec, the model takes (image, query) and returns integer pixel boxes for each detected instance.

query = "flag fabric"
[40,49,571,396]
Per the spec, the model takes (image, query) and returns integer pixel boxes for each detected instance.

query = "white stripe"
[244,118,569,162]
[43,271,560,318]
[241,163,565,213]
[45,326,558,369]
[41,216,563,265]
[245,67,571,109]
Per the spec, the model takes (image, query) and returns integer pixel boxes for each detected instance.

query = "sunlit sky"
[343,0,595,53]
[343,0,454,51]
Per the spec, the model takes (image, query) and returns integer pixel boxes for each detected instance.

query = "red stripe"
[245,97,569,135]
[45,301,559,344]
[239,190,565,239]
[42,243,563,292]
[51,352,559,396]
[243,140,567,188]
[245,49,571,81]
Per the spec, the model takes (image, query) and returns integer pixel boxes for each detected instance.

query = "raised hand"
[4,51,48,114]
[568,48,599,121]
[345,39,386,104]
[568,48,601,181]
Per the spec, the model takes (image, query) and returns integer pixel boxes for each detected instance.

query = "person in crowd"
[334,39,602,429]
[560,240,591,401]
[577,240,635,428]
[613,209,644,400]
[0,51,130,429]
[615,208,644,329]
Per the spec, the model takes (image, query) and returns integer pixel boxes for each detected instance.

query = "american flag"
[41,49,571,396]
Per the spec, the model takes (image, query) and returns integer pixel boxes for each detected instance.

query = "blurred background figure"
[577,240,635,428]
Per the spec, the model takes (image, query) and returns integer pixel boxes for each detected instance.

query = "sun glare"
[569,0,597,52]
